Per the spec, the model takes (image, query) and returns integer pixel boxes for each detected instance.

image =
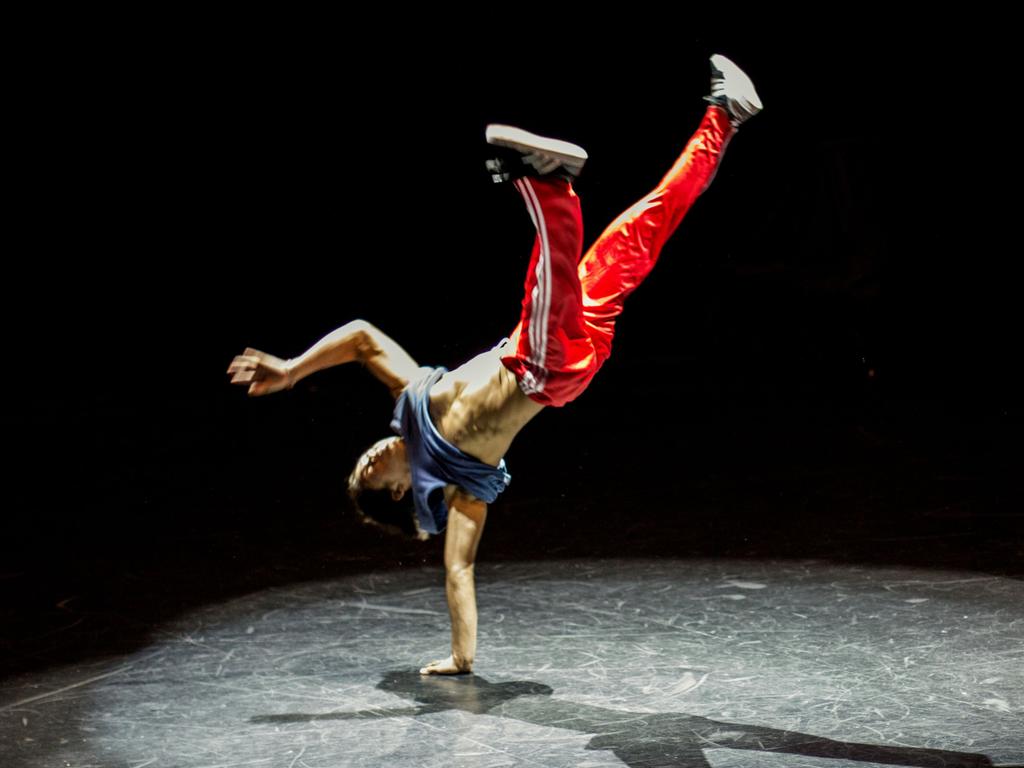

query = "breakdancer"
[229,54,762,675]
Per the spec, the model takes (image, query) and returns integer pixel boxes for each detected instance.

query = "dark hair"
[347,481,427,541]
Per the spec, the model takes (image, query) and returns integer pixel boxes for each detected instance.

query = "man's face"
[355,437,412,500]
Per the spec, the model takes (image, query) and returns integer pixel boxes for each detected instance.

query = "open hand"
[227,348,293,396]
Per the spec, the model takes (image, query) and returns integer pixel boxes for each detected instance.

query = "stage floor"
[2,558,1021,767]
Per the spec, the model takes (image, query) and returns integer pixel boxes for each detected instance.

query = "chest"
[426,361,525,464]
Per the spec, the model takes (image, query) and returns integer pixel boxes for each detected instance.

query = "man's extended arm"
[421,491,487,675]
[228,319,421,398]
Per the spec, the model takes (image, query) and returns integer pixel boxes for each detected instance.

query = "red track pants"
[501,106,734,406]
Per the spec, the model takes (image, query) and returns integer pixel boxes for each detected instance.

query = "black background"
[2,18,1019,611]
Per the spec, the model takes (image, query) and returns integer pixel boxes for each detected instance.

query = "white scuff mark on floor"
[336,601,441,616]
[287,745,306,768]
[0,664,134,712]
[666,671,709,696]
[720,580,767,590]
[981,697,1011,713]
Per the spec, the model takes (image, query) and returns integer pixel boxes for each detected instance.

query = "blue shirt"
[390,367,511,534]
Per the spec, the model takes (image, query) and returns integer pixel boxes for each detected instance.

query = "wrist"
[285,359,296,389]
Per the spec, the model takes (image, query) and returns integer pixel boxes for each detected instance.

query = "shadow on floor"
[251,669,1002,768]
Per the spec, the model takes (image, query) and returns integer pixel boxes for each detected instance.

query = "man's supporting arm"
[228,319,421,398]
[421,491,487,675]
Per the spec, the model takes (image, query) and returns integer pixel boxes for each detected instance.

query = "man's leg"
[580,54,761,366]
[499,174,598,407]
[579,105,734,364]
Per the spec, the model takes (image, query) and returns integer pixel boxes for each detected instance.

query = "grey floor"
[2,558,1021,767]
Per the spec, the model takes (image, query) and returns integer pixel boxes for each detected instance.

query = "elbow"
[445,562,475,583]
[348,318,376,341]
[347,319,379,361]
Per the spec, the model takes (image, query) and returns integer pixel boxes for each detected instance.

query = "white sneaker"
[485,124,588,180]
[705,54,763,128]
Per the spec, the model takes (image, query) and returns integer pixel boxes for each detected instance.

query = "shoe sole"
[710,54,763,112]
[485,124,588,173]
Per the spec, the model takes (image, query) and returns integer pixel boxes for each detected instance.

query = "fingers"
[227,348,267,375]
[227,355,260,374]
[228,356,260,385]
[228,348,281,395]
[228,354,275,389]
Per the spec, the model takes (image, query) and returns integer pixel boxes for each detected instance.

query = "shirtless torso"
[429,336,544,467]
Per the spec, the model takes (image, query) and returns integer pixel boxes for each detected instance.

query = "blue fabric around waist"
[391,367,511,534]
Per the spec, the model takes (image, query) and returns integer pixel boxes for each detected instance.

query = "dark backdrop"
[3,23,1019,579]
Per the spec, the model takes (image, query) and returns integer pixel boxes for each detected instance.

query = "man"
[228,54,762,675]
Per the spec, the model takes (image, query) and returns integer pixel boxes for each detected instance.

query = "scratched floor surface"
[1,558,1021,767]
